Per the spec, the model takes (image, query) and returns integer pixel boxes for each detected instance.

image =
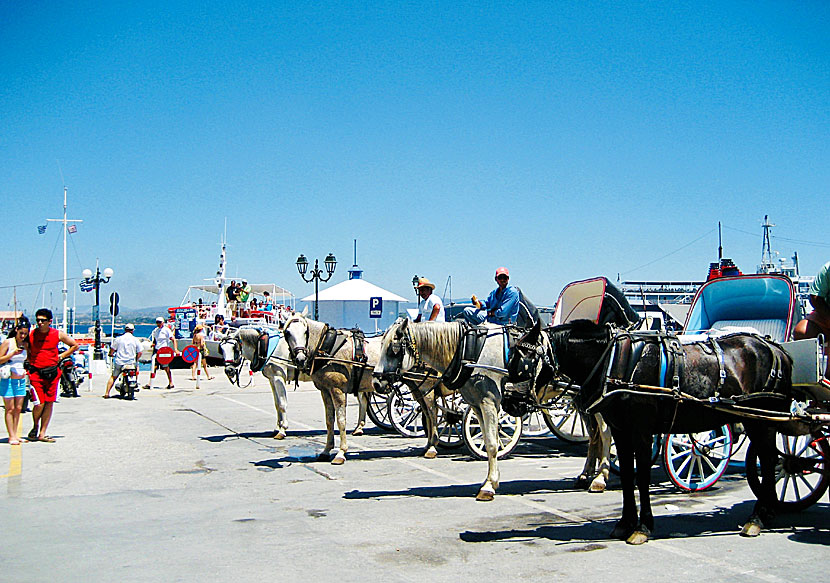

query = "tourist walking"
[27,309,78,442]
[145,317,178,389]
[190,324,213,381]
[104,323,143,398]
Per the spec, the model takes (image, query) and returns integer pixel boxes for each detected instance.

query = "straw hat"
[417,277,436,290]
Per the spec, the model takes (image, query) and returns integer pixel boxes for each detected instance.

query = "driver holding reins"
[460,267,520,325]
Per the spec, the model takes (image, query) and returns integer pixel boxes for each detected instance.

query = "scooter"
[59,356,83,398]
[116,363,139,400]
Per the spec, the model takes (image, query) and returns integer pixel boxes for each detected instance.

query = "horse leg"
[589,415,612,493]
[610,427,638,540]
[265,367,288,439]
[419,391,438,459]
[475,393,501,501]
[352,392,367,436]
[627,431,656,545]
[575,417,598,489]
[318,390,336,461]
[741,426,777,537]
[331,388,348,465]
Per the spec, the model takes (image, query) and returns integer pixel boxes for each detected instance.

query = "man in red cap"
[461,267,520,325]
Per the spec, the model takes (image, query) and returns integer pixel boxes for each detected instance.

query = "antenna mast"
[46,186,83,332]
[759,215,775,273]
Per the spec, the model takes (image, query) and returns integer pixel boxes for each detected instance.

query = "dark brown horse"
[516,319,798,544]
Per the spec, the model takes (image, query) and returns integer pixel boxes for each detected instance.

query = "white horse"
[374,318,514,501]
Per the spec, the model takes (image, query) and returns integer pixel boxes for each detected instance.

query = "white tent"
[301,278,409,332]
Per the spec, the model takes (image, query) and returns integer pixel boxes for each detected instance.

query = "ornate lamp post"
[296,253,337,320]
[412,274,420,302]
[82,265,113,360]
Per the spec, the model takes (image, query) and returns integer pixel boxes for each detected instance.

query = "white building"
[300,262,409,332]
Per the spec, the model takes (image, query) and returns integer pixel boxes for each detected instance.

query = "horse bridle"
[284,316,328,373]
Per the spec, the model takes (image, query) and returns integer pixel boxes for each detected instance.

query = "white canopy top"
[191,283,293,298]
[301,278,408,302]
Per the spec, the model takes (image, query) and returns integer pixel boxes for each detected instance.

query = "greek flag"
[79,279,95,292]
[67,224,77,234]
[37,224,47,234]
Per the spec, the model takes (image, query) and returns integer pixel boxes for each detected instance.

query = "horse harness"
[290,323,373,394]
[585,328,791,421]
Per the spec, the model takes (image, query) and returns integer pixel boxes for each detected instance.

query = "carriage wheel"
[366,391,394,432]
[387,384,426,438]
[434,392,466,449]
[462,407,523,460]
[543,395,590,444]
[609,435,662,476]
[745,432,830,512]
[663,425,733,492]
[522,409,553,438]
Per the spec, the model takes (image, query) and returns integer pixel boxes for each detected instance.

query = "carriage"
[679,273,830,508]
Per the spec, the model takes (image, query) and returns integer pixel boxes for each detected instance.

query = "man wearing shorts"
[145,317,178,389]
[794,260,830,386]
[104,323,143,398]
[27,308,78,442]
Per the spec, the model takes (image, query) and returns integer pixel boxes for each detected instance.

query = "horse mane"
[409,322,464,367]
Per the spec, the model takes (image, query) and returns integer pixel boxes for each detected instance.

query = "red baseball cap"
[495,267,509,278]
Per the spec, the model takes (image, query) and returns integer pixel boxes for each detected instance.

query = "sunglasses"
[496,276,509,281]
[36,318,50,323]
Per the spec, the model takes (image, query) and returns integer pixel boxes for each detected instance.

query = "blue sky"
[2,1,828,316]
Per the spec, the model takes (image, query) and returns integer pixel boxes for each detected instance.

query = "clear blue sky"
[2,1,828,315]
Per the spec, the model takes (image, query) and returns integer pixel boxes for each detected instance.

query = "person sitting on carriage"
[460,267,520,325]
[793,260,830,386]
[414,277,445,322]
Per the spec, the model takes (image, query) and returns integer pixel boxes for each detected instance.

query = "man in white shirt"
[104,323,143,398]
[144,317,178,389]
[415,277,445,322]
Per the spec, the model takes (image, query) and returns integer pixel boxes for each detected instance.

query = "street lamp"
[296,253,337,320]
[412,274,420,302]
[82,265,113,360]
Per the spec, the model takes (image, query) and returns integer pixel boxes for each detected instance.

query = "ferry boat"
[165,242,293,361]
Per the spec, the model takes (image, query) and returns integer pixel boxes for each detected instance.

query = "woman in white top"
[0,319,31,445]
[415,278,445,322]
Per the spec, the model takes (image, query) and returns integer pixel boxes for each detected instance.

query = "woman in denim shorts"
[0,319,31,445]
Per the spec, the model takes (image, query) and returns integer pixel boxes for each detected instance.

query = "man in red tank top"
[27,308,78,443]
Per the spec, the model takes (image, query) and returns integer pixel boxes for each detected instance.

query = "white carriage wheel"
[462,406,523,460]
[522,409,553,438]
[663,425,733,492]
[543,394,590,444]
[387,384,425,438]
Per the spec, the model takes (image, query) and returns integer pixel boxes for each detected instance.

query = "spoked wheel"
[462,407,523,460]
[522,409,553,438]
[387,383,425,438]
[434,392,466,448]
[366,391,394,432]
[663,425,733,492]
[609,435,662,476]
[745,432,830,512]
[543,394,590,444]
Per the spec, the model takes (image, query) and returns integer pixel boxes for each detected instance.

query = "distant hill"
[72,306,169,325]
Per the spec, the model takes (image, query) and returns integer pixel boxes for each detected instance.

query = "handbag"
[0,364,10,380]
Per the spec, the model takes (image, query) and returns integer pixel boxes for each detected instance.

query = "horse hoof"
[423,448,438,459]
[352,427,364,436]
[740,522,762,537]
[331,454,346,465]
[476,489,495,502]
[273,431,286,440]
[626,530,649,545]
[574,476,590,490]
[588,480,606,493]
[610,523,632,540]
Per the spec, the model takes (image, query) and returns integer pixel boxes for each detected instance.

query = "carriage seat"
[709,319,788,343]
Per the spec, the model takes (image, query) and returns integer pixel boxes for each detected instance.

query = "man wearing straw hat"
[414,277,445,322]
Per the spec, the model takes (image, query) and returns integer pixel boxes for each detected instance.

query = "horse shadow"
[458,500,830,545]
[343,477,582,501]
[199,428,329,443]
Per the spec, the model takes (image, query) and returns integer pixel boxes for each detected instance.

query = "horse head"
[282,312,313,370]
[373,317,417,387]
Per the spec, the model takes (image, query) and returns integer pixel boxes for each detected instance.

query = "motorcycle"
[59,356,83,398]
[116,363,139,400]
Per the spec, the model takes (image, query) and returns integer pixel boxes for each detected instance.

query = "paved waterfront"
[0,369,826,583]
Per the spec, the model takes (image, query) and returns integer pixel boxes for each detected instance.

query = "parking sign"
[369,297,382,318]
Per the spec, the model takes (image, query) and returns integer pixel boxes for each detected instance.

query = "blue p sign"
[369,297,382,318]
